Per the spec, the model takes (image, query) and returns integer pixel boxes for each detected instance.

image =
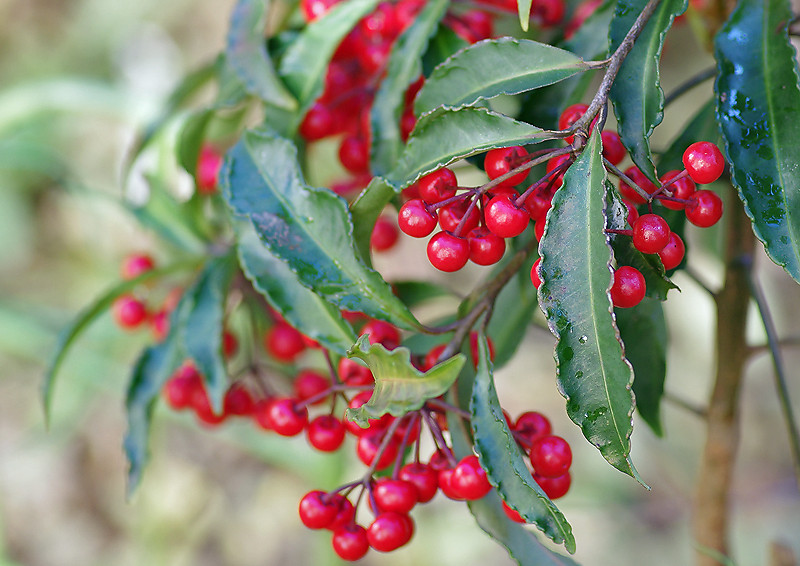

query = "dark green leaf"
[386,107,548,190]
[392,280,458,307]
[471,332,576,552]
[345,336,465,426]
[279,0,380,115]
[222,129,420,329]
[609,0,687,183]
[180,256,237,413]
[226,0,297,110]
[42,260,201,425]
[715,0,800,283]
[370,0,449,175]
[415,38,590,115]
[538,129,640,479]
[616,298,667,436]
[176,109,214,180]
[236,223,357,355]
[421,24,469,77]
[350,176,396,264]
[487,266,538,369]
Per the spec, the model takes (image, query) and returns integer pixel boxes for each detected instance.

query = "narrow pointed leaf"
[279,0,379,114]
[616,298,667,436]
[386,107,547,189]
[180,256,237,413]
[471,332,576,552]
[715,0,800,282]
[370,0,449,174]
[223,129,419,329]
[422,24,469,76]
[236,224,356,354]
[350,176,396,264]
[176,109,213,180]
[415,38,590,115]
[345,336,465,426]
[609,0,687,183]
[487,268,538,368]
[517,0,532,31]
[538,129,639,478]
[226,0,297,110]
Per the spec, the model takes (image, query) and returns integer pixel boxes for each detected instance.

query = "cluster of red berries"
[112,253,176,340]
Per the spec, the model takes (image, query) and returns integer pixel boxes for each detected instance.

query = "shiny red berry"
[260,398,308,436]
[658,232,685,271]
[619,166,658,204]
[632,214,671,254]
[451,455,492,500]
[534,471,571,499]
[121,253,155,280]
[371,216,399,252]
[299,490,339,529]
[113,295,148,329]
[601,130,626,165]
[484,146,529,187]
[485,194,530,238]
[223,383,255,417]
[367,512,414,552]
[682,141,725,184]
[659,170,696,210]
[359,319,401,350]
[427,231,470,272]
[332,524,370,561]
[417,168,457,204]
[398,199,437,238]
[437,198,481,234]
[357,432,399,470]
[373,479,418,514]
[530,257,543,288]
[339,135,370,173]
[685,190,723,227]
[398,462,439,503]
[307,415,346,452]
[294,369,330,405]
[467,227,506,266]
[264,323,307,363]
[610,266,646,309]
[514,411,552,445]
[338,357,374,386]
[529,435,572,477]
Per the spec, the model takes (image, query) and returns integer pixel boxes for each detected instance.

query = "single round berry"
[261,398,308,436]
[398,199,437,238]
[530,257,543,288]
[610,266,646,309]
[356,432,398,470]
[601,130,626,166]
[658,232,686,271]
[399,462,439,503]
[523,191,552,222]
[422,344,447,371]
[484,146,529,187]
[658,170,696,210]
[371,216,399,252]
[437,198,481,234]
[367,512,414,552]
[113,295,148,329]
[299,490,339,529]
[437,467,465,500]
[339,135,370,173]
[306,415,346,452]
[417,168,457,204]
[427,231,470,272]
[529,435,572,478]
[345,391,392,436]
[619,166,658,204]
[558,103,588,132]
[451,455,492,500]
[223,383,255,417]
[685,190,723,227]
[373,479,418,514]
[467,227,506,266]
[632,214,671,254]
[300,0,339,21]
[514,411,552,445]
[534,471,571,499]
[197,145,223,194]
[299,102,336,141]
[121,253,155,280]
[359,319,401,350]
[332,524,370,561]
[534,219,545,241]
[327,494,356,531]
[264,323,307,363]
[163,365,202,410]
[485,194,530,238]
[338,357,374,386]
[682,141,725,184]
[531,0,565,26]
[294,369,330,405]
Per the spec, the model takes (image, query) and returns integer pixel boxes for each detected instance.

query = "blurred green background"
[1,1,799,565]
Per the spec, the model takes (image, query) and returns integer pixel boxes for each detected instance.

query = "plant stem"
[692,193,756,566]
[663,66,716,106]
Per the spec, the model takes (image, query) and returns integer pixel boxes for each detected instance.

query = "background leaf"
[415,38,589,115]
[345,336,465,426]
[421,24,469,76]
[236,223,356,355]
[222,129,420,329]
[538,129,639,478]
[609,0,687,183]
[349,176,397,264]
[487,263,538,369]
[715,0,800,283]
[471,332,576,552]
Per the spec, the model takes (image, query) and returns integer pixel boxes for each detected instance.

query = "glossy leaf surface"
[715,0,800,282]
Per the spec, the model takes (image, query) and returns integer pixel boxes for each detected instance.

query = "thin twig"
[664,66,716,107]
[683,266,718,297]
[664,391,708,418]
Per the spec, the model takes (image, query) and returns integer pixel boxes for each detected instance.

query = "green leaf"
[345,336,465,426]
[471,332,576,552]
[179,256,237,413]
[236,223,357,355]
[488,266,538,369]
[226,0,297,110]
[609,0,687,183]
[279,0,380,115]
[616,298,667,436]
[421,24,469,77]
[517,0,533,31]
[125,181,206,253]
[350,176,396,264]
[538,128,640,479]
[42,260,201,425]
[386,107,548,190]
[222,129,420,330]
[176,109,214,179]
[715,0,800,283]
[392,280,457,307]
[415,38,590,115]
[369,0,449,175]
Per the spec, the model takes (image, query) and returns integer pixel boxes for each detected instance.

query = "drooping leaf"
[179,256,237,413]
[386,107,548,190]
[715,0,800,283]
[345,336,465,426]
[471,332,576,552]
[487,265,538,369]
[370,0,449,175]
[538,128,640,479]
[42,260,201,424]
[415,38,590,115]
[609,0,687,183]
[616,297,667,436]
[236,223,357,355]
[226,0,297,110]
[279,0,380,115]
[222,129,420,330]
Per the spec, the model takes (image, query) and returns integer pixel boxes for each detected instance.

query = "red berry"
[332,524,370,561]
[294,369,330,405]
[190,382,226,427]
[422,344,447,371]
[400,108,416,141]
[438,198,481,234]
[545,153,571,190]
[534,471,571,499]
[260,398,308,436]
[357,432,399,470]
[658,232,685,271]
[345,391,392,436]
[338,357,374,386]
[299,490,339,529]
[619,166,658,204]
[429,448,453,471]
[451,455,492,500]
[399,462,439,503]
[223,382,255,417]
[558,103,588,132]
[367,512,414,552]
[682,141,725,184]
[197,145,223,195]
[531,0,565,27]
[307,415,347,452]
[299,103,336,141]
[610,266,646,309]
[632,214,671,254]
[485,194,530,238]
[163,365,202,410]
[467,227,506,266]
[523,191,552,222]
[437,467,465,500]
[484,146,529,187]
[121,253,155,280]
[502,501,526,523]
[534,219,545,241]
[514,411,552,445]
[529,435,572,477]
[398,199,437,238]
[417,168,457,204]
[469,331,495,369]
[685,190,723,227]
[624,200,640,227]
[300,0,339,21]
[601,130,626,165]
[359,2,400,42]
[113,295,148,329]
[427,231,470,272]
[530,257,542,288]
[327,494,356,531]
[461,9,494,40]
[339,135,370,173]
[371,216,400,252]
[265,323,307,363]
[658,170,696,210]
[222,330,238,358]
[373,479,418,514]
[359,319,401,350]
